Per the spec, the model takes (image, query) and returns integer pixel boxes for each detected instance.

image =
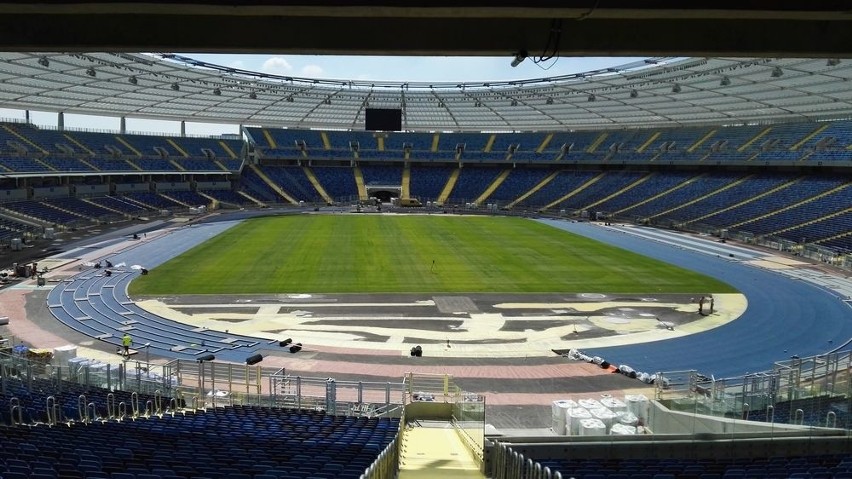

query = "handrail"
[826,410,837,428]
[131,392,140,417]
[9,397,23,426]
[86,402,97,423]
[154,389,163,414]
[168,397,179,416]
[107,392,116,419]
[742,402,750,420]
[118,401,127,421]
[145,399,154,417]
[46,395,58,426]
[78,394,88,422]
[794,408,805,425]
[766,405,775,423]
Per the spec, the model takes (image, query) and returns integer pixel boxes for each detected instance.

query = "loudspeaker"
[197,354,215,362]
[289,344,302,353]
[245,353,263,365]
[410,345,422,357]
[279,338,293,347]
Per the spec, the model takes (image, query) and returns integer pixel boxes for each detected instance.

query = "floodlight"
[510,99,518,106]
[128,76,138,85]
[286,96,294,102]
[545,97,554,105]
[249,91,257,100]
[86,67,96,77]
[213,87,221,95]
[827,58,841,66]
[771,66,783,78]
[720,76,731,86]
[629,89,638,98]
[171,82,180,91]
[510,50,528,68]
[37,56,49,67]
[671,84,681,93]
[587,94,596,102]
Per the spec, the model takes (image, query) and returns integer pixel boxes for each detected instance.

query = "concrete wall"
[0,189,27,202]
[156,181,190,192]
[115,183,150,193]
[32,185,70,199]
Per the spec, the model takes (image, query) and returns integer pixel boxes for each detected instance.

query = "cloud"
[261,57,293,74]
[300,64,324,77]
[227,60,245,69]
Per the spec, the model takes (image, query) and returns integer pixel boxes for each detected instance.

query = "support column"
[58,112,64,131]
[180,120,186,137]
[24,110,30,124]
[120,116,126,134]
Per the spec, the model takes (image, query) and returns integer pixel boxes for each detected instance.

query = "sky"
[0,55,644,136]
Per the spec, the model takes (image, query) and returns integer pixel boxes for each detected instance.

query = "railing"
[657,348,852,429]
[492,443,563,479]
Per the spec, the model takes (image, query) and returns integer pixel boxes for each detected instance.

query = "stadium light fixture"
[86,67,96,77]
[37,56,49,67]
[629,89,638,98]
[128,76,138,85]
[249,91,257,100]
[213,87,221,95]
[286,96,294,102]
[671,84,681,93]
[545,97,554,105]
[510,50,528,68]
[720,76,731,86]
[510,99,518,106]
[587,93,596,102]
[771,66,783,78]
[827,58,841,66]
[171,82,180,91]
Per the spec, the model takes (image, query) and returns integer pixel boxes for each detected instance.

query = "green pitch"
[128,215,736,295]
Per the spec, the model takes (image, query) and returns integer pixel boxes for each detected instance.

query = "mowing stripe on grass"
[129,215,736,295]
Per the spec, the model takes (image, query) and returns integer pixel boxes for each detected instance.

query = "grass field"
[128,215,736,295]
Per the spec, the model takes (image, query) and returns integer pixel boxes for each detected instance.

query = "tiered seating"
[240,167,283,203]
[409,165,455,200]
[311,166,358,201]
[67,131,136,156]
[626,172,743,220]
[0,122,51,154]
[738,185,850,237]
[520,170,600,208]
[161,190,210,207]
[360,165,401,186]
[0,403,398,479]
[87,195,152,215]
[0,156,51,173]
[258,165,321,202]
[702,176,846,228]
[680,174,794,227]
[40,157,95,172]
[42,197,118,219]
[446,166,504,204]
[487,168,554,204]
[123,192,185,210]
[385,131,432,151]
[202,189,256,206]
[1,200,90,226]
[556,170,646,210]
[86,157,137,172]
[132,158,179,172]
[592,171,695,213]
[172,158,222,171]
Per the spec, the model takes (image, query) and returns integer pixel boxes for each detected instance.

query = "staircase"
[585,133,608,153]
[167,139,189,157]
[237,190,265,207]
[64,133,95,156]
[248,164,297,204]
[302,166,334,204]
[218,140,239,158]
[542,172,606,211]
[649,175,753,220]
[483,134,496,153]
[616,174,704,216]
[2,125,48,154]
[684,177,801,225]
[506,171,559,209]
[790,123,830,151]
[320,131,331,150]
[397,423,483,479]
[262,129,278,148]
[473,168,511,206]
[115,136,142,156]
[687,129,717,153]
[817,229,852,247]
[160,192,192,208]
[436,168,460,205]
[536,133,553,153]
[169,159,186,171]
[737,127,772,152]
[583,173,653,211]
[353,167,368,201]
[769,206,852,237]
[635,132,661,153]
[730,183,848,229]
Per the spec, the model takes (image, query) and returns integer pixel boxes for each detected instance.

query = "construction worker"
[122,333,132,357]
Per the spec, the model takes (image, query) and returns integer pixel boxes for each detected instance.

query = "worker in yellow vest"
[122,333,132,357]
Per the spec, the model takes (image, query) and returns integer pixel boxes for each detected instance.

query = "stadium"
[0,4,851,479]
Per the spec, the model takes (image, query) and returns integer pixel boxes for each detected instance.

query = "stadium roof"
[0,2,851,57]
[2,53,852,131]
